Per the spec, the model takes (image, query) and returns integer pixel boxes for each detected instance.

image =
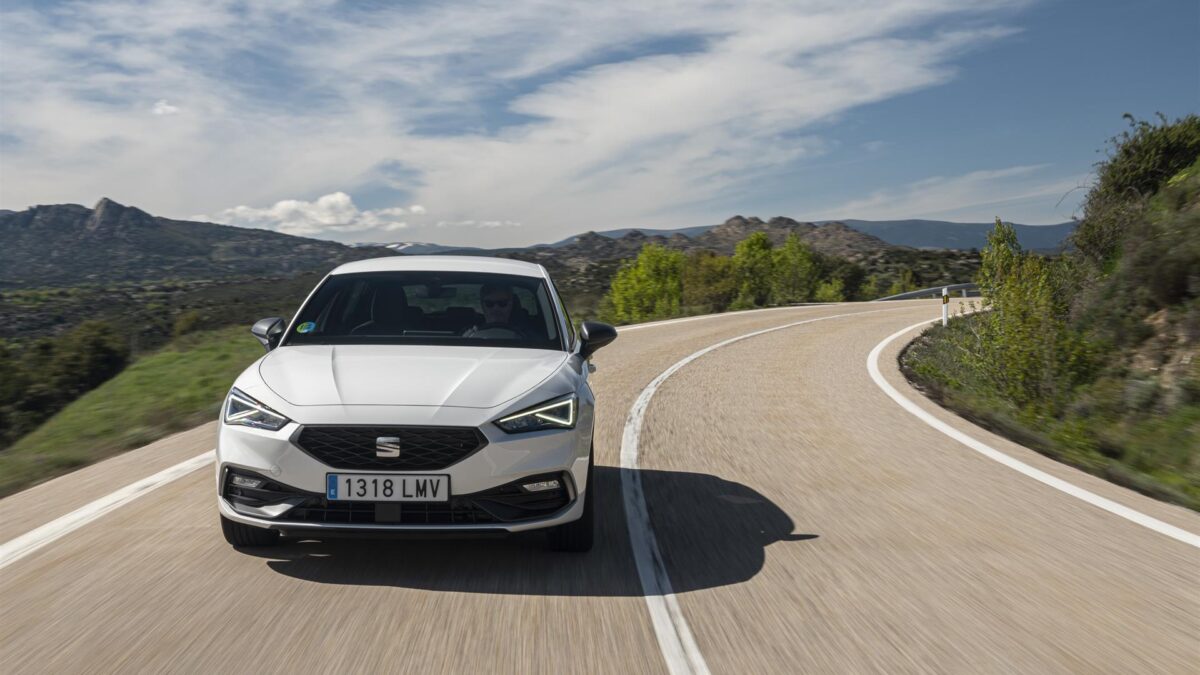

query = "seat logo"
[376,436,402,458]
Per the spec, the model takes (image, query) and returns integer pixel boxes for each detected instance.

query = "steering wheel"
[468,322,528,339]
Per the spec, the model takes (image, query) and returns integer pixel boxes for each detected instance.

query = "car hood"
[258,345,569,408]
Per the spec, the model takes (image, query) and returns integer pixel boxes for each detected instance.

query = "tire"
[221,515,280,548]
[547,448,594,552]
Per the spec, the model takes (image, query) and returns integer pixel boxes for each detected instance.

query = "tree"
[0,321,130,450]
[823,259,866,300]
[974,218,1092,412]
[814,278,845,303]
[47,320,130,401]
[732,232,775,307]
[1074,113,1200,268]
[682,250,737,313]
[601,244,686,323]
[771,234,819,303]
[885,269,918,297]
[859,274,881,300]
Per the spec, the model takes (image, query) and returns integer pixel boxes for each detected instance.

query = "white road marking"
[0,451,215,570]
[867,319,1200,549]
[621,304,916,675]
[618,303,838,333]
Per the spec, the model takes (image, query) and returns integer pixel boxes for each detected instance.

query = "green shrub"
[732,232,775,306]
[600,244,686,323]
[771,234,820,303]
[903,115,1200,510]
[814,278,845,303]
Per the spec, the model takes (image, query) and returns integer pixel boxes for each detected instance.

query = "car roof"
[330,255,548,279]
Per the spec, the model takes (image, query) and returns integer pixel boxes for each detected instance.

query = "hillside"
[0,325,262,497]
[902,115,1200,509]
[536,217,1075,251]
[837,219,1076,251]
[494,216,980,317]
[0,198,394,288]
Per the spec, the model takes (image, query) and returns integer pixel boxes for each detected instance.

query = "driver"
[462,284,524,338]
[480,284,514,325]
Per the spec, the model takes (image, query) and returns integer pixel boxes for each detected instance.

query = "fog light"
[521,479,560,493]
[231,474,264,489]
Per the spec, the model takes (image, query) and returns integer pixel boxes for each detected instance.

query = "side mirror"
[579,321,617,359]
[251,317,285,351]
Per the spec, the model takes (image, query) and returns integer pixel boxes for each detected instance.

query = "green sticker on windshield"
[296,321,316,334]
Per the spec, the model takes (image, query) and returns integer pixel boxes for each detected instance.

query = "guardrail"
[874,282,979,302]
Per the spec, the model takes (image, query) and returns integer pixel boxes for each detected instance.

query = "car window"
[550,279,575,348]
[282,271,565,351]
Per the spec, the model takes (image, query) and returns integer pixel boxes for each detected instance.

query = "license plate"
[326,474,449,502]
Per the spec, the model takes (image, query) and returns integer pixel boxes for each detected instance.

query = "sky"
[0,0,1196,247]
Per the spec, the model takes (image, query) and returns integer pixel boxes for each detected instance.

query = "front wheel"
[547,450,594,552]
[221,515,280,548]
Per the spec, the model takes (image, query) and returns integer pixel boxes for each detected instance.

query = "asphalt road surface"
[2,300,1197,674]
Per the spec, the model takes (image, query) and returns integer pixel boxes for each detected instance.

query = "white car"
[216,256,616,551]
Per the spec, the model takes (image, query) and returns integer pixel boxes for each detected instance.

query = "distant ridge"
[0,198,394,288]
[833,219,1075,251]
[542,217,1075,252]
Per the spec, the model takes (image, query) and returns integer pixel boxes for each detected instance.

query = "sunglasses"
[483,298,511,308]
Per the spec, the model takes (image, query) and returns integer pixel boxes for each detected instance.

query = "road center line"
[0,451,215,570]
[620,304,919,675]
[867,319,1200,549]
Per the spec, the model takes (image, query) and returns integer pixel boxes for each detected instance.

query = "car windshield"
[282,271,564,350]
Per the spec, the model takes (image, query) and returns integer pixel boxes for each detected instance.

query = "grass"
[0,326,264,497]
[901,317,1200,512]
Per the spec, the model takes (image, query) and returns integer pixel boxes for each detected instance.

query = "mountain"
[688,216,896,260]
[833,219,1075,251]
[0,198,395,288]
[532,217,1076,252]
[352,241,482,255]
[547,225,714,247]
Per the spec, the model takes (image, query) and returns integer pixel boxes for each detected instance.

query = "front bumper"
[218,467,584,535]
[216,410,592,534]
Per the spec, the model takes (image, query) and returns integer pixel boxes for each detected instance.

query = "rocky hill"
[0,198,393,288]
[689,216,896,259]
[485,215,977,317]
[837,218,1075,251]
[541,217,1076,252]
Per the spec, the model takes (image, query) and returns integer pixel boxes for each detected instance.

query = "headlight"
[494,394,576,433]
[224,387,290,431]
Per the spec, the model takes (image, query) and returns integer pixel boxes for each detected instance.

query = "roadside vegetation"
[0,326,263,497]
[903,114,1200,510]
[0,273,322,452]
[596,232,924,323]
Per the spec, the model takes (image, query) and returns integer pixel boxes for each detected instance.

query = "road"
[2,300,1197,673]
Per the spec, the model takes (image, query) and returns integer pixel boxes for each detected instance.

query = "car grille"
[294,425,487,470]
[289,499,500,525]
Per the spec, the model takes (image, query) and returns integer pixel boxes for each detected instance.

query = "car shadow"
[246,466,818,596]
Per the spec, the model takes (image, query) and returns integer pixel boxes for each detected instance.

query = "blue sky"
[0,0,1196,246]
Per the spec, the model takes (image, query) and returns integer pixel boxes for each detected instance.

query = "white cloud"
[435,219,521,229]
[0,0,1036,244]
[200,192,409,236]
[821,165,1090,223]
[150,99,179,115]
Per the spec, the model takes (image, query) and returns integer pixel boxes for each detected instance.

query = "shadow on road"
[245,466,818,596]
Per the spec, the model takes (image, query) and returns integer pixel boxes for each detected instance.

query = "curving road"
[2,300,1197,673]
